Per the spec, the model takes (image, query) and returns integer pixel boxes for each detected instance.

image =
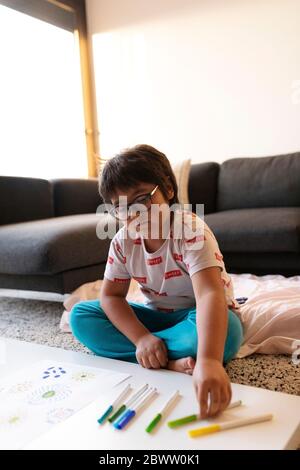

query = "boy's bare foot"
[166,356,196,375]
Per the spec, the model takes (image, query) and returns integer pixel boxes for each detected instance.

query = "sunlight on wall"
[0,5,87,178]
[92,30,154,159]
[88,0,300,164]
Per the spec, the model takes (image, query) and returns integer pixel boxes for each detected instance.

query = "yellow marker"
[188,413,273,438]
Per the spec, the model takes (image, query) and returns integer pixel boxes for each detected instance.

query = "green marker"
[145,390,180,433]
[168,399,242,428]
[97,383,131,424]
[108,384,148,423]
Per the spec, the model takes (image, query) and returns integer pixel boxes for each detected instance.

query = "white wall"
[86,0,300,164]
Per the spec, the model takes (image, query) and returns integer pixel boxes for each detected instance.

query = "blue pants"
[70,300,244,365]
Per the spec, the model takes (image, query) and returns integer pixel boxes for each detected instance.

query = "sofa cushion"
[50,178,103,216]
[188,162,219,214]
[0,176,54,225]
[205,207,300,253]
[0,214,121,275]
[217,152,300,211]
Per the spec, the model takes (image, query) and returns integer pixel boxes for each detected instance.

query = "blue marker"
[114,387,157,430]
[235,297,248,304]
[108,383,149,423]
[97,383,131,424]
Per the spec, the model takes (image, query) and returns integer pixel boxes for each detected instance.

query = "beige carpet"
[0,295,299,397]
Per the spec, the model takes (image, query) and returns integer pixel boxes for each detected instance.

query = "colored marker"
[97,383,131,424]
[114,387,158,430]
[108,383,149,423]
[145,390,180,433]
[112,386,154,428]
[188,413,273,438]
[168,400,242,428]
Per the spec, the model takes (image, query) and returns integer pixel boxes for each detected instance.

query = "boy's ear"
[166,176,174,200]
[168,187,174,200]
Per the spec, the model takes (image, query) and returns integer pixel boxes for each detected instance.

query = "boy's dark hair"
[98,144,179,206]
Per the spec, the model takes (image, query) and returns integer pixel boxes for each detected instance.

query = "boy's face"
[110,182,174,237]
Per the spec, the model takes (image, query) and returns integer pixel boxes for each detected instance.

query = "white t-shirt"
[103,209,240,313]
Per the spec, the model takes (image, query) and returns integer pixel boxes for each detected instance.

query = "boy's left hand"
[192,358,232,419]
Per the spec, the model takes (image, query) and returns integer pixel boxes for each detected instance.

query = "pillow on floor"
[171,158,191,205]
[230,273,300,358]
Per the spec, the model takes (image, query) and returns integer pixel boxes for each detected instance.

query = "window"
[0,1,97,178]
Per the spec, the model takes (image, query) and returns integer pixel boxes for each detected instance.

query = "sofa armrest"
[50,178,103,216]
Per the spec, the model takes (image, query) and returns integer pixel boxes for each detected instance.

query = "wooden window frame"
[0,0,100,177]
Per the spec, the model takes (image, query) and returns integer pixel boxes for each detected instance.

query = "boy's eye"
[133,195,148,204]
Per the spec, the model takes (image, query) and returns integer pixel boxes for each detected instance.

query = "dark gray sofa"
[0,151,299,294]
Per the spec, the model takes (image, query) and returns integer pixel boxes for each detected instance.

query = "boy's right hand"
[135,333,168,369]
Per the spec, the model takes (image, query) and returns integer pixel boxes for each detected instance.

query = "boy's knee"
[69,302,85,336]
[69,300,103,336]
[223,310,244,364]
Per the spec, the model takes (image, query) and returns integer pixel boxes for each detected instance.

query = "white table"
[1,337,300,450]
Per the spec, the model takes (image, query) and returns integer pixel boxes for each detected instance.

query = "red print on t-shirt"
[113,277,129,283]
[141,286,167,296]
[115,241,122,253]
[153,290,167,296]
[164,269,183,280]
[147,256,163,266]
[140,287,151,294]
[173,252,183,262]
[133,276,147,283]
[185,235,206,244]
[133,238,141,245]
[108,256,114,264]
[215,252,223,262]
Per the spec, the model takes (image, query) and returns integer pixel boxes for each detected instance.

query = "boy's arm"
[100,278,168,368]
[190,266,232,418]
[100,277,150,345]
[101,234,149,344]
[191,266,228,362]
